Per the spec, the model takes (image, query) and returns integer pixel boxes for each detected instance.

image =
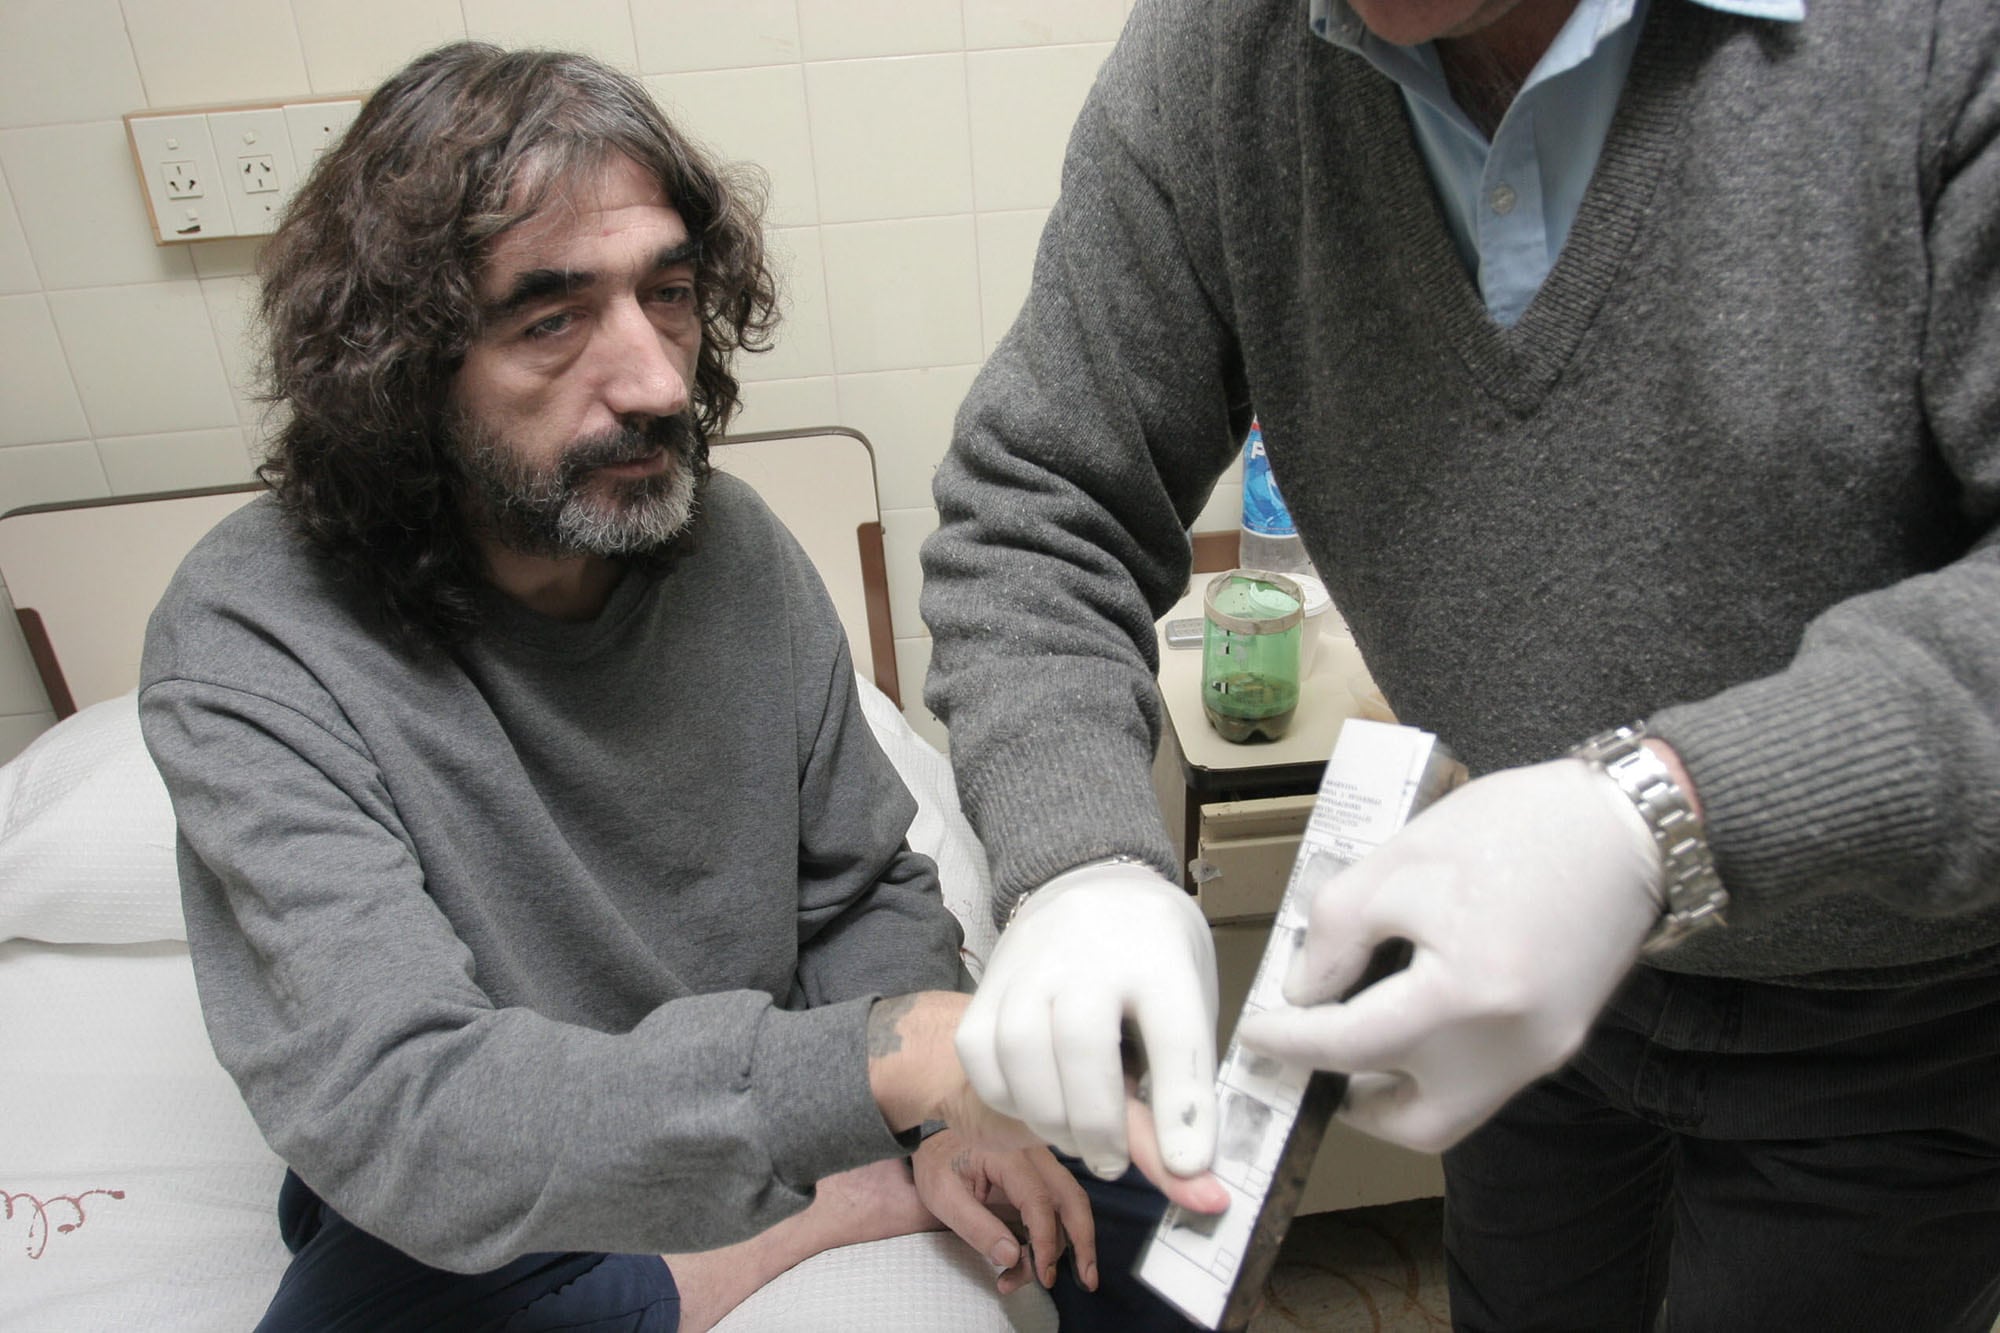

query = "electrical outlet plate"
[208,107,298,236]
[282,99,363,175]
[127,96,363,244]
[126,112,227,243]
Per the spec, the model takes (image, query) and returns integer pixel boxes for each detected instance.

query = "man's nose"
[599,303,691,420]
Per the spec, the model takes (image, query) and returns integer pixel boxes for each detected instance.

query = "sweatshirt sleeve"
[787,584,968,1007]
[140,674,911,1274]
[1648,6,2000,929]
[919,0,1248,919]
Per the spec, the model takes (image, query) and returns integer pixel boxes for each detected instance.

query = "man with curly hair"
[135,43,1215,1332]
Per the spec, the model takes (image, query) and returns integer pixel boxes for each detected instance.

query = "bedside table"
[1149,584,1443,1214]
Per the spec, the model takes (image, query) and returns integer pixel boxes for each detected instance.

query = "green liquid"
[1203,672,1299,743]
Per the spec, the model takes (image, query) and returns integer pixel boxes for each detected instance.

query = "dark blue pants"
[256,1172,680,1332]
[1047,1156,1206,1332]
[1444,963,2000,1333]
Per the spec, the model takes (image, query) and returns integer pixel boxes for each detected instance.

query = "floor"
[1246,1197,1449,1332]
[1242,1197,2000,1333]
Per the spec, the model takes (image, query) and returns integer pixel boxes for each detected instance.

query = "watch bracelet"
[1571,724,1729,953]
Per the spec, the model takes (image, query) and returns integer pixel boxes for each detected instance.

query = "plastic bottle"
[1238,418,1316,577]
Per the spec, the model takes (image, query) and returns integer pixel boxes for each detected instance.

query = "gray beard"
[458,415,703,559]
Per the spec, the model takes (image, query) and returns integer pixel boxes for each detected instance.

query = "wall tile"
[633,0,799,73]
[97,426,255,495]
[0,0,147,129]
[48,283,237,438]
[892,634,948,750]
[964,0,1129,49]
[292,0,465,95]
[199,273,272,429]
[731,376,839,436]
[804,55,971,224]
[740,226,834,382]
[795,0,959,60]
[190,237,266,279]
[122,0,310,107]
[0,123,196,289]
[834,364,978,511]
[879,503,937,652]
[0,295,88,448]
[1195,476,1243,535]
[0,710,59,766]
[820,216,981,373]
[967,44,1109,211]
[200,272,289,455]
[0,168,36,294]
[646,66,817,227]
[974,207,1046,354]
[462,0,639,72]
[0,439,109,510]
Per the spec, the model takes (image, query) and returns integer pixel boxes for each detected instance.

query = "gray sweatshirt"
[921,0,2000,984]
[140,475,963,1273]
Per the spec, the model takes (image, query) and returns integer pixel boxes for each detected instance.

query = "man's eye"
[524,312,574,339]
[655,284,695,307]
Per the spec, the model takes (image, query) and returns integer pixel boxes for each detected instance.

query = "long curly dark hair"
[255,42,778,646]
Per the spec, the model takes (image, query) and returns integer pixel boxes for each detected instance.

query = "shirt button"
[1490,183,1518,215]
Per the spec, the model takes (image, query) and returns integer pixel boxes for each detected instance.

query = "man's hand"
[870,983,1230,1217]
[1235,757,1660,1153]
[954,862,1220,1181]
[913,1130,1095,1295]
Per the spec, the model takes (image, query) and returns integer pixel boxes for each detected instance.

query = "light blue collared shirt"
[1310,0,1805,325]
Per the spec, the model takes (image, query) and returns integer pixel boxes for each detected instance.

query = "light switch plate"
[281,99,363,180]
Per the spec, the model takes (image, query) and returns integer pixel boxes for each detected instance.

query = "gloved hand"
[1235,757,1661,1154]
[955,861,1220,1181]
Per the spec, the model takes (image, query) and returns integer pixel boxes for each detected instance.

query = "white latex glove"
[1235,757,1660,1154]
[955,861,1220,1181]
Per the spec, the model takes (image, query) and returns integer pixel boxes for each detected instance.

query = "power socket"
[209,107,296,236]
[126,112,226,242]
[128,96,364,244]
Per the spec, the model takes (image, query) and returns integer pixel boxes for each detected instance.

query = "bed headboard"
[0,426,899,721]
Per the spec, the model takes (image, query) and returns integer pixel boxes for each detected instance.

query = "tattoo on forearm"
[868,994,919,1058]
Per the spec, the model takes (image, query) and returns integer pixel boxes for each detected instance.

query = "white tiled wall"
[0,0,1243,761]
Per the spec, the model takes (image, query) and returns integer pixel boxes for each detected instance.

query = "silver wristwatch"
[1570,724,1728,953]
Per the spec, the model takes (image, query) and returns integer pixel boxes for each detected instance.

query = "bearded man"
[136,42,1211,1332]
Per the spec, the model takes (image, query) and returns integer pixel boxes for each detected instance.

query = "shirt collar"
[1309,0,1805,54]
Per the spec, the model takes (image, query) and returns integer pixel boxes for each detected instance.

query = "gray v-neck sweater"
[922,0,2000,984]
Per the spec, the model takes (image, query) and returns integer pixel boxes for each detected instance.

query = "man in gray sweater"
[923,0,2000,1327]
[137,43,1228,1333]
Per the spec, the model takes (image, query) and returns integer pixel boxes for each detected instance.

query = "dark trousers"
[256,1171,681,1332]
[1048,1155,1207,1332]
[1444,963,2000,1333]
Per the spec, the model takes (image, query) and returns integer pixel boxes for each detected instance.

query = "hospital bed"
[0,428,1050,1331]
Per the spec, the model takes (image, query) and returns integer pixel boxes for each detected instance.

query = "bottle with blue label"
[1238,418,1315,576]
